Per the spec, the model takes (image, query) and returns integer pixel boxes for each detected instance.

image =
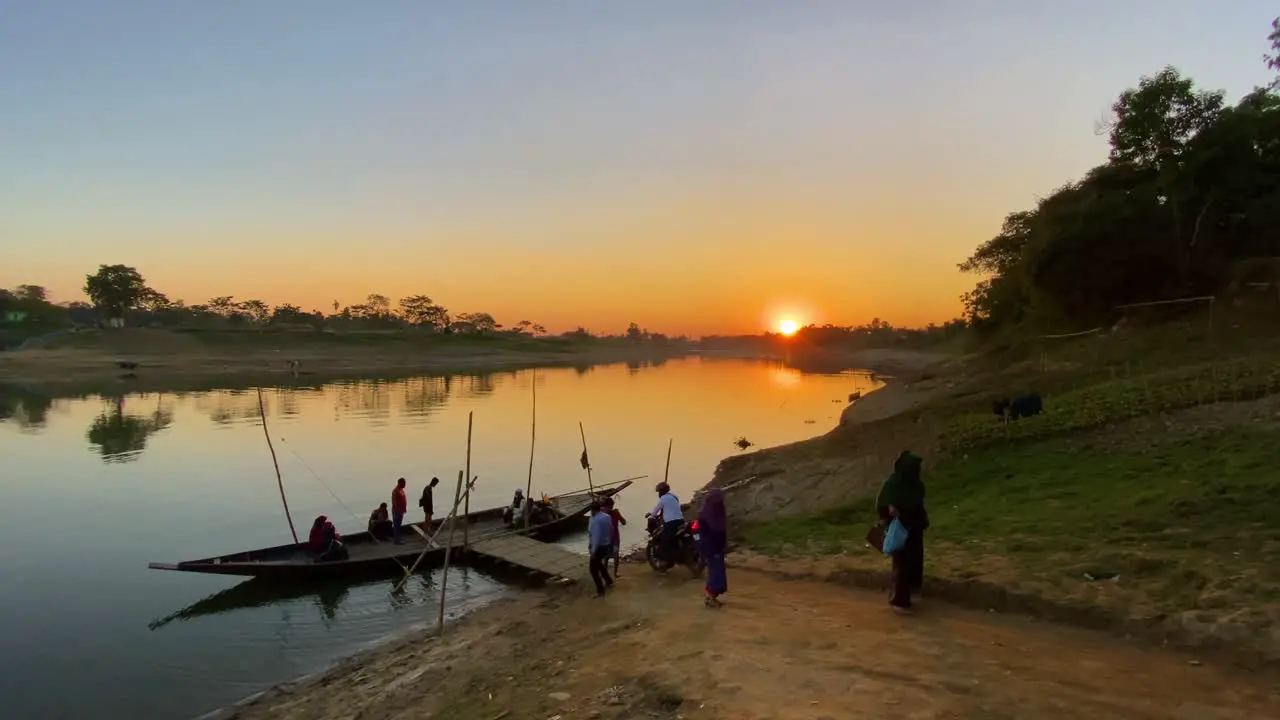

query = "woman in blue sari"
[698,488,728,607]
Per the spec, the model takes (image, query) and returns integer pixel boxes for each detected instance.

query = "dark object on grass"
[117,361,138,370]
[993,392,1043,422]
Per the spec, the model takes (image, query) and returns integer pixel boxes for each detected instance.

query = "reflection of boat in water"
[148,577,354,630]
[148,481,633,581]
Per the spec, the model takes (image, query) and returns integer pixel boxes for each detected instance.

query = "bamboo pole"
[547,475,645,500]
[578,421,596,496]
[524,374,537,529]
[463,412,473,551]
[663,438,673,485]
[437,471,463,636]
[257,387,297,544]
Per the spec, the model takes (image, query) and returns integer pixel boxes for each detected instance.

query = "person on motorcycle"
[650,482,683,568]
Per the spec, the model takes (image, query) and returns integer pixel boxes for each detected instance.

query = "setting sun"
[778,319,800,336]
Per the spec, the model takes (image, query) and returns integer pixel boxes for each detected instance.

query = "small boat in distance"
[148,480,633,581]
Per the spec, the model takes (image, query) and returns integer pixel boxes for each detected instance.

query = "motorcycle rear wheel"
[646,542,668,573]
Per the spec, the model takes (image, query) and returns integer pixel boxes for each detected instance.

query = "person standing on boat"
[651,482,683,568]
[391,477,408,544]
[419,477,439,529]
[587,501,615,597]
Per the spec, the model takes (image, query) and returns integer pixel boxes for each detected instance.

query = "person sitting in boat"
[368,502,392,540]
[309,515,348,562]
[527,494,563,526]
[503,488,526,527]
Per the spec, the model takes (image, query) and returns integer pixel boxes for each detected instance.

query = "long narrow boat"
[148,480,633,581]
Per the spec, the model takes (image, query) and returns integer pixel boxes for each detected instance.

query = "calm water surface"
[0,357,877,719]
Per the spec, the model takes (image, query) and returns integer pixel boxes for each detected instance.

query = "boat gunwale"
[155,481,631,574]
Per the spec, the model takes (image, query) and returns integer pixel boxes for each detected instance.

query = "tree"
[14,284,47,304]
[399,295,450,330]
[137,288,171,312]
[1267,17,1279,90]
[959,211,1034,276]
[365,294,391,316]
[207,296,237,317]
[1108,66,1224,171]
[238,299,270,325]
[84,265,148,320]
[958,25,1280,336]
[625,322,644,341]
[452,312,498,334]
[271,303,309,324]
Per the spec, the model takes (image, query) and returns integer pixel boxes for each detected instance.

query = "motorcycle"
[644,512,706,577]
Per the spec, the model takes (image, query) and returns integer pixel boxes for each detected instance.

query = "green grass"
[744,425,1280,618]
[942,357,1280,452]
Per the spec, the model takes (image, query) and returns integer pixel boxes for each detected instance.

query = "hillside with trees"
[958,19,1280,340]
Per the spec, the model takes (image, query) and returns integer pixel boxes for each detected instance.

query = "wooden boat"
[148,480,633,581]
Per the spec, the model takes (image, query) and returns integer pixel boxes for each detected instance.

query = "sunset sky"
[2,2,1275,336]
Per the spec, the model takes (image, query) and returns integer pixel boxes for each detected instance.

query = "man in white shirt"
[651,482,683,568]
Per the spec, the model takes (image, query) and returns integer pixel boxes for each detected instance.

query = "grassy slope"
[739,310,1280,661]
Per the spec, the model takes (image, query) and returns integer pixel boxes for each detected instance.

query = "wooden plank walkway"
[469,534,587,581]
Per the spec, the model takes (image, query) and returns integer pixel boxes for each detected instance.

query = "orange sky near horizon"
[3,4,1274,337]
[7,186,993,336]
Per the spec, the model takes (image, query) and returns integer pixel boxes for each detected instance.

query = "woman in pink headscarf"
[308,515,330,553]
[697,488,728,607]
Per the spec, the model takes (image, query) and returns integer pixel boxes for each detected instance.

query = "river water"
[0,357,876,719]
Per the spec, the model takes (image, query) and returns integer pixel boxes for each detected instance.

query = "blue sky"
[2,1,1276,333]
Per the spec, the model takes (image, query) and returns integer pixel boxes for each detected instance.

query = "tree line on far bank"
[0,264,691,344]
[959,18,1280,338]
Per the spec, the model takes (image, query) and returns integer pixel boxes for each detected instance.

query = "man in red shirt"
[391,477,408,544]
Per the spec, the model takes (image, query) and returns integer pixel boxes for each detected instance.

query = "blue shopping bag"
[882,517,908,556]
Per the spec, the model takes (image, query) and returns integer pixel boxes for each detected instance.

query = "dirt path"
[230,567,1279,720]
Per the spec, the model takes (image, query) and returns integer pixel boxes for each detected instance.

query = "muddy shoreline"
[0,344,695,397]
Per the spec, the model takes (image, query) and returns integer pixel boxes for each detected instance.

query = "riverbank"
[224,563,1280,720]
[203,330,1280,717]
[0,327,694,395]
[717,339,1280,667]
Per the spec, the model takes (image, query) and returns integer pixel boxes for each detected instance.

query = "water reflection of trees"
[402,376,452,420]
[194,389,266,425]
[455,372,499,400]
[0,385,56,430]
[192,387,318,425]
[86,394,174,463]
[333,380,393,423]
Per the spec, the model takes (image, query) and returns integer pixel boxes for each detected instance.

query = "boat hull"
[148,482,631,581]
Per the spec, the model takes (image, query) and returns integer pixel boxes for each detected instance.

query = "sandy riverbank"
[222,561,1280,720]
[0,328,696,395]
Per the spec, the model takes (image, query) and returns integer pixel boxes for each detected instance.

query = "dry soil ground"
[229,564,1280,720]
